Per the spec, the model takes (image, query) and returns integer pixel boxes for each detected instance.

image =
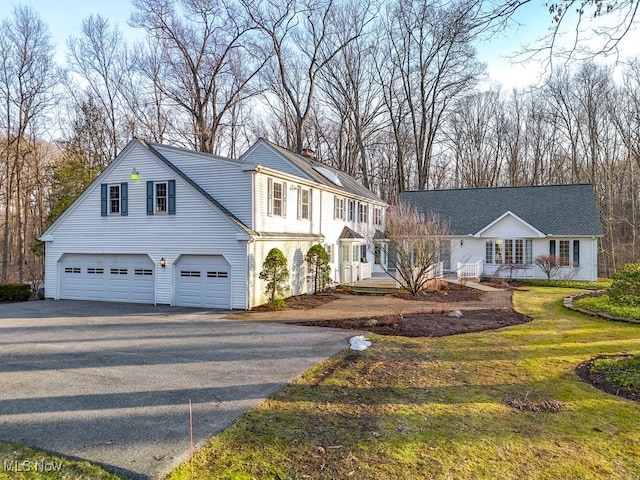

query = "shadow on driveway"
[0,300,355,479]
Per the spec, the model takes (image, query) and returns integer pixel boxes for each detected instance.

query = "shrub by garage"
[0,283,31,302]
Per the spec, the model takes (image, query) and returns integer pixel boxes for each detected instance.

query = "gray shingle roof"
[263,140,384,204]
[400,184,603,236]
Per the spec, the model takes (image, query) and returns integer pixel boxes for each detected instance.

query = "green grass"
[0,442,121,479]
[515,279,612,290]
[591,355,640,391]
[573,295,640,320]
[167,286,640,480]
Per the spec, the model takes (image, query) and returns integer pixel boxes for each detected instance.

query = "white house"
[41,138,387,309]
[400,184,603,281]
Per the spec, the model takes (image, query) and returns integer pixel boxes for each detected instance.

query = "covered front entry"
[59,254,155,303]
[174,255,231,309]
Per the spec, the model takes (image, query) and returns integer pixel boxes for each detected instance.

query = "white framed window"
[348,200,355,222]
[358,203,368,223]
[298,187,311,220]
[109,185,120,214]
[373,207,382,226]
[267,178,287,217]
[559,240,570,266]
[155,182,167,213]
[486,239,532,265]
[334,196,345,220]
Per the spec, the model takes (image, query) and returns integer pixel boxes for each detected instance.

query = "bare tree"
[374,202,449,296]
[317,0,381,189]
[131,0,266,154]
[378,0,484,191]
[0,6,57,282]
[66,14,130,160]
[534,254,568,280]
[243,0,363,154]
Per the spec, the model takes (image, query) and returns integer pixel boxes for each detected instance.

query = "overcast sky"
[15,0,638,91]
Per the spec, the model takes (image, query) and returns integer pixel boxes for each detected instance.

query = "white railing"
[341,262,372,285]
[457,260,483,280]
[359,262,372,280]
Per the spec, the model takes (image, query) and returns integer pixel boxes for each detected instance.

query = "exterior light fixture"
[131,168,139,180]
[160,257,166,267]
[460,239,464,246]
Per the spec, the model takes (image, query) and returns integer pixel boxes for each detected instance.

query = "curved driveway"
[0,300,354,479]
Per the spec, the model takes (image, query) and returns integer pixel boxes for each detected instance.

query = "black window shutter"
[573,240,580,266]
[168,179,176,214]
[549,240,556,256]
[101,184,107,216]
[121,182,128,216]
[146,181,154,215]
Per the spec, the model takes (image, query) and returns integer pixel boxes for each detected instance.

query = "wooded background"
[1,0,637,283]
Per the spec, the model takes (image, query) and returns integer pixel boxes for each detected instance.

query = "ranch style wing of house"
[40,138,387,309]
[400,184,604,281]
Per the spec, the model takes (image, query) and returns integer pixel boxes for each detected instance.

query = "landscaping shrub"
[259,248,290,309]
[0,283,31,302]
[609,263,640,306]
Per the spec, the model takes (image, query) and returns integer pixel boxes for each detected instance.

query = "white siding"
[250,239,319,308]
[43,143,249,309]
[152,145,253,226]
[450,236,599,281]
[254,173,319,234]
[481,215,542,238]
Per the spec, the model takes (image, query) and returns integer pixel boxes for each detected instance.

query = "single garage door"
[60,254,155,303]
[174,255,231,309]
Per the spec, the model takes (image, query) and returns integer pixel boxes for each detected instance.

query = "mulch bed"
[576,356,640,403]
[251,293,340,311]
[291,308,530,337]
[394,282,484,302]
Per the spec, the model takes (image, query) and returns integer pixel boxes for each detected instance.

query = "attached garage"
[60,254,155,304]
[174,255,231,309]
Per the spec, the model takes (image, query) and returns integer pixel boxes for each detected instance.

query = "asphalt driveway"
[0,300,355,479]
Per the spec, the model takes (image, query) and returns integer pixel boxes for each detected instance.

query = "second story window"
[359,203,368,223]
[146,180,176,215]
[334,196,344,220]
[373,207,382,226]
[155,182,167,213]
[109,185,120,214]
[267,178,287,217]
[348,200,355,222]
[298,187,310,220]
[101,182,128,217]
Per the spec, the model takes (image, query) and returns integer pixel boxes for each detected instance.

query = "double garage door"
[60,254,155,304]
[59,253,231,308]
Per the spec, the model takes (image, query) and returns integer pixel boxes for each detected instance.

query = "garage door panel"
[175,255,230,309]
[60,254,155,304]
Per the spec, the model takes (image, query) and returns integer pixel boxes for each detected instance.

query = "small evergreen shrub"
[0,283,31,302]
[609,263,640,306]
[259,248,290,308]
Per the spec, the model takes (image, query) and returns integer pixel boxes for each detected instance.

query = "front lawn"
[167,287,640,479]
